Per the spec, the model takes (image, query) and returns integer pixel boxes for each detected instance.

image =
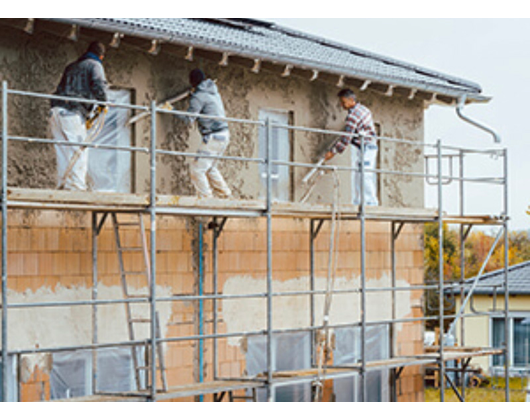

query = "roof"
[42,18,487,104]
[460,261,530,296]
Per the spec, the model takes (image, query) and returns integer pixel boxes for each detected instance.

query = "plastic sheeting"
[0,356,16,402]
[246,332,312,402]
[50,347,134,400]
[245,328,391,402]
[333,325,390,402]
[88,89,132,193]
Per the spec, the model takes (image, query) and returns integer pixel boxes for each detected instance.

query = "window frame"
[490,312,530,374]
[258,108,293,202]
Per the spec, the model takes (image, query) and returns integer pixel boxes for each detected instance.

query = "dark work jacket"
[51,52,108,119]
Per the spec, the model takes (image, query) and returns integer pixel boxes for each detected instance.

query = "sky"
[268,18,529,231]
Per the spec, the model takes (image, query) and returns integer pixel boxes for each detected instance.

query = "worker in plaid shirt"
[325,89,379,206]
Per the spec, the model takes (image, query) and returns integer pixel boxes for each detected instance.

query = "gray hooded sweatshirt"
[182,79,228,136]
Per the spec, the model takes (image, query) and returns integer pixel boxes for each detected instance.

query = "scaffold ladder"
[111,212,168,393]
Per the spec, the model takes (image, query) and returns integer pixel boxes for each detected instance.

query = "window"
[258,109,292,202]
[88,89,133,193]
[246,332,311,402]
[246,328,390,402]
[50,348,135,400]
[333,325,390,402]
[492,315,530,372]
[514,318,530,367]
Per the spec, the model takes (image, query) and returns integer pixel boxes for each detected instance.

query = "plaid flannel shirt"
[332,102,377,154]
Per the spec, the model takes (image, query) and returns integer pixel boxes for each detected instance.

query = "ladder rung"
[130,318,151,323]
[125,293,150,299]
[119,247,144,252]
[136,366,163,371]
[112,212,166,393]
[123,271,149,276]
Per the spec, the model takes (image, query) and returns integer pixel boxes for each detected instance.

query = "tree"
[464,230,528,279]
[424,223,460,282]
[423,225,530,331]
[423,223,460,330]
[424,226,530,282]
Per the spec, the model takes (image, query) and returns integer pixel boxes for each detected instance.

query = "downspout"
[456,95,501,143]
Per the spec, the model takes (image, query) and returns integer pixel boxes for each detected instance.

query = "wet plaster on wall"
[374,95,424,208]
[3,283,173,383]
[0,29,71,189]
[222,274,412,348]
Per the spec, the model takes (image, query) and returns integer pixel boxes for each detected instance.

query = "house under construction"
[0,18,510,402]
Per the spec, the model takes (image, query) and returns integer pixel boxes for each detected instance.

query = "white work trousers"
[49,107,88,191]
[352,143,379,206]
[190,130,232,198]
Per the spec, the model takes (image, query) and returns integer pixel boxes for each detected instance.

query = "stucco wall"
[0,27,425,208]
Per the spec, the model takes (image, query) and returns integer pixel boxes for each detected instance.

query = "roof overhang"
[3,18,490,106]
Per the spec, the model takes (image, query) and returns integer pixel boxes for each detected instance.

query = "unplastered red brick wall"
[4,209,425,402]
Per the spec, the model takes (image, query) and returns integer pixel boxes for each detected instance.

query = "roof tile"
[47,18,484,100]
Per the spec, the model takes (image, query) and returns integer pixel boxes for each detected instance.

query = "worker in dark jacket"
[49,41,108,190]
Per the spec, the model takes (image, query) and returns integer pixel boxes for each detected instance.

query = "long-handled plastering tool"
[127,79,220,126]
[127,88,192,126]
[302,157,326,184]
[300,157,326,204]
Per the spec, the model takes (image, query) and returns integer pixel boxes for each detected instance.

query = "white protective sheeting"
[0,356,17,402]
[246,332,312,402]
[333,325,390,402]
[88,89,132,193]
[50,347,135,400]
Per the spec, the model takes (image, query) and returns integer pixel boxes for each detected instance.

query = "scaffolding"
[0,81,510,402]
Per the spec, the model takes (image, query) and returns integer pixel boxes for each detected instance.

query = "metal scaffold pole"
[149,100,158,401]
[360,136,367,402]
[437,139,445,402]
[265,118,274,402]
[1,81,8,402]
[503,148,510,402]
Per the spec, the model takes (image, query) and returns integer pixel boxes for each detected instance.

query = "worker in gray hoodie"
[180,69,232,199]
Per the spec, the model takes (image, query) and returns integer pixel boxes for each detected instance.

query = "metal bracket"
[208,217,228,239]
[392,222,405,241]
[311,219,325,241]
[462,224,474,241]
[95,212,109,236]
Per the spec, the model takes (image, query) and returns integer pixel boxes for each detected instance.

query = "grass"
[425,377,528,402]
